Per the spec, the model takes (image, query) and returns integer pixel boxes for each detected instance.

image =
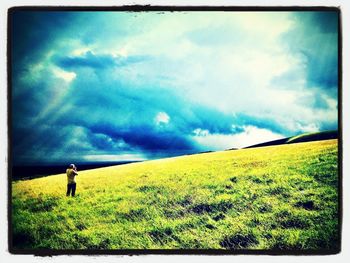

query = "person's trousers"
[66,183,76,197]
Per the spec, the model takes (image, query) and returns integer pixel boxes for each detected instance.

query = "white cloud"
[71,47,91,56]
[234,12,294,40]
[103,12,308,117]
[295,123,320,133]
[193,128,209,137]
[78,12,335,139]
[52,66,76,82]
[193,126,284,150]
[83,12,335,134]
[233,126,285,148]
[155,112,170,125]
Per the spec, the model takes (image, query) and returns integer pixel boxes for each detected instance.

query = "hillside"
[243,130,338,149]
[11,139,339,252]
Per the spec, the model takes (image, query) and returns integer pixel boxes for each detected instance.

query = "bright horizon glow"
[82,154,146,162]
[193,126,285,150]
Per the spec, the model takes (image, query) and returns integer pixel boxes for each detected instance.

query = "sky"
[10,10,339,165]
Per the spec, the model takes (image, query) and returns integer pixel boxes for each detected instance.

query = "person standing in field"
[66,164,78,197]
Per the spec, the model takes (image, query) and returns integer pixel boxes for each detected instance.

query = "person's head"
[69,164,75,169]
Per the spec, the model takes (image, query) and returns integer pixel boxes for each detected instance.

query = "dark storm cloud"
[49,52,238,147]
[11,11,76,75]
[281,11,338,89]
[55,52,117,69]
[296,93,331,110]
[53,52,150,70]
[312,11,338,33]
[10,41,239,164]
[87,123,195,152]
[233,113,290,136]
[319,120,338,132]
[47,66,238,156]
[186,105,242,135]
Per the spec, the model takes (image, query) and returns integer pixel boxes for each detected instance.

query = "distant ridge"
[12,161,142,181]
[241,130,338,149]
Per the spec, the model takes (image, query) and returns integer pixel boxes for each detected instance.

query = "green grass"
[11,139,339,251]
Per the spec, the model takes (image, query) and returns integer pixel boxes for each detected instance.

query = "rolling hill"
[242,130,338,149]
[11,139,339,252]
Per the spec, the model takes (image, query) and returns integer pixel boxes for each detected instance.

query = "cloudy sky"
[11,10,338,165]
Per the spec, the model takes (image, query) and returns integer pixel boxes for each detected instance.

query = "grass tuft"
[220,232,259,249]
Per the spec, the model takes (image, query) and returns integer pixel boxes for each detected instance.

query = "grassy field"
[11,139,340,251]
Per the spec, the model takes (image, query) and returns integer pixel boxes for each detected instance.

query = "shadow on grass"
[22,196,60,213]
[220,233,259,249]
